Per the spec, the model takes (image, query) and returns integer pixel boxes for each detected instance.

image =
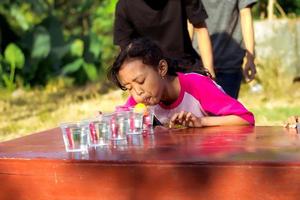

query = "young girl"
[108,38,254,128]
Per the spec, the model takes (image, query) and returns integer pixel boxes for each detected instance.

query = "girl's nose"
[134,87,144,96]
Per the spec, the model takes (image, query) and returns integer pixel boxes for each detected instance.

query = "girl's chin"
[149,100,160,106]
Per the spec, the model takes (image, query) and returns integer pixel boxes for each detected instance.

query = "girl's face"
[118,59,165,106]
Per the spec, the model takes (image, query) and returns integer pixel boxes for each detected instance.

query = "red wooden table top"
[1,126,300,164]
[2,126,300,200]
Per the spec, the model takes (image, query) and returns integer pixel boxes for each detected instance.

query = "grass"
[0,79,299,142]
[0,82,127,142]
[239,94,300,126]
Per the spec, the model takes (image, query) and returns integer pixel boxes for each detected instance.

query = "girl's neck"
[160,75,180,105]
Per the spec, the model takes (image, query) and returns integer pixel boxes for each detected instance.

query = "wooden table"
[1,126,300,200]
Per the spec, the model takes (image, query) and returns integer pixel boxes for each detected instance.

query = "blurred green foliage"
[0,0,118,88]
[3,43,25,90]
[278,0,300,16]
[253,0,300,19]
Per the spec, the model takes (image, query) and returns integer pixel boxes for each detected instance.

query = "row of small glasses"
[60,106,154,153]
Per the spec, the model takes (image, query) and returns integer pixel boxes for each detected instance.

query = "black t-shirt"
[114,0,208,69]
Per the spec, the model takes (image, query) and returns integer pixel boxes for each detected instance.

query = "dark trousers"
[216,70,243,99]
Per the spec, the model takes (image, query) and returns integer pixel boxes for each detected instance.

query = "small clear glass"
[110,112,128,140]
[115,105,144,135]
[128,111,143,135]
[60,122,88,153]
[127,134,144,147]
[86,117,110,147]
[143,107,154,132]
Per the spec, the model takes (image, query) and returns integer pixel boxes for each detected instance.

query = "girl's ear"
[158,59,168,77]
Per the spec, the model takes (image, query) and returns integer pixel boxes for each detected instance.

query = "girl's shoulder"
[178,72,213,85]
[178,72,223,94]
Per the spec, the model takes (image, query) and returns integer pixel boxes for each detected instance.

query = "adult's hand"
[243,53,256,82]
[284,116,299,129]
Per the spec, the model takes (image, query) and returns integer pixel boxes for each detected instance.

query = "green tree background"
[0,0,117,90]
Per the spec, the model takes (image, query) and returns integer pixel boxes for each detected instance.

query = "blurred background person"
[189,0,257,99]
[285,116,299,129]
[113,0,215,78]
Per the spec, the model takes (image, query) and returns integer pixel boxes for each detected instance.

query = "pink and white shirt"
[125,73,255,125]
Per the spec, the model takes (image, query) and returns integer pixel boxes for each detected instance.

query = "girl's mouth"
[144,97,151,104]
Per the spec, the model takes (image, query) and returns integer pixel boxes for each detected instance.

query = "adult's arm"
[187,20,194,40]
[113,0,134,49]
[240,6,256,82]
[194,22,215,78]
[184,0,215,78]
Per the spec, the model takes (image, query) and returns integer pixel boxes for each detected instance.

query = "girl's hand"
[169,111,203,128]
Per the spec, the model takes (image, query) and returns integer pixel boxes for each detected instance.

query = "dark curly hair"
[107,38,178,90]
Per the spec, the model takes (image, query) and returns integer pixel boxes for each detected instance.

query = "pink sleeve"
[124,96,137,107]
[189,75,255,125]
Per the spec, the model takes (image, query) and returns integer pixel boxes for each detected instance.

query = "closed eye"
[126,85,132,91]
[136,78,145,85]
[121,83,132,91]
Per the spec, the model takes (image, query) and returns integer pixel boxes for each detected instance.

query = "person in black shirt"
[113,0,215,78]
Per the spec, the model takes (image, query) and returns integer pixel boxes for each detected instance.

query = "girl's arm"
[200,115,250,126]
[184,75,255,125]
[169,111,250,128]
